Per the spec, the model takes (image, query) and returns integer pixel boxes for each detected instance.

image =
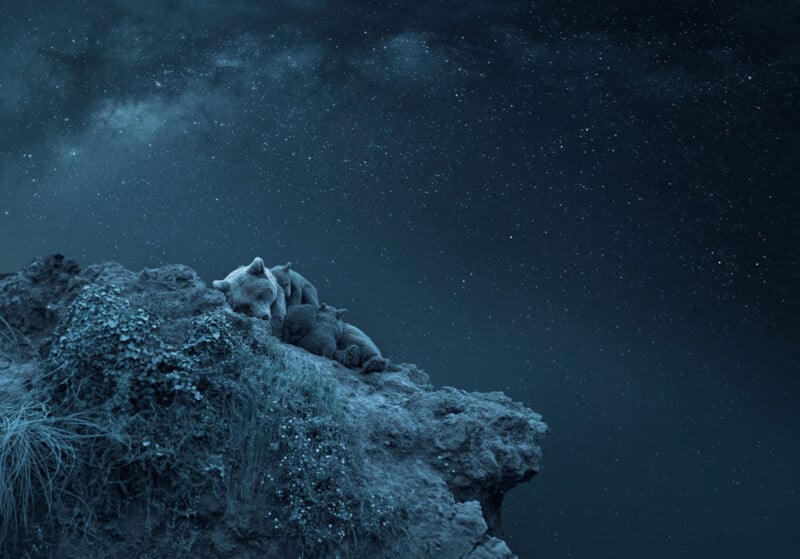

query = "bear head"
[271,262,293,301]
[212,257,279,320]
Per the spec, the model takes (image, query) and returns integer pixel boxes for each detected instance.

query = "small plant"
[221,349,405,556]
[45,283,204,412]
[0,401,104,545]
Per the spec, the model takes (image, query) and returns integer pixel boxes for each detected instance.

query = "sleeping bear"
[282,303,388,373]
[281,303,344,360]
[270,262,319,309]
[337,322,389,373]
[212,257,286,334]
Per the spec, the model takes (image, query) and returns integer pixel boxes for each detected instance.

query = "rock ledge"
[0,256,546,559]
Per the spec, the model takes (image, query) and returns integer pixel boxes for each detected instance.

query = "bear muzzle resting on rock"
[270,262,320,308]
[212,257,286,333]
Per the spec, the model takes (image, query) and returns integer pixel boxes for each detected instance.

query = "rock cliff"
[0,255,546,558]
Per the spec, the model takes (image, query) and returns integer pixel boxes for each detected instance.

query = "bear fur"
[282,303,388,373]
[337,323,389,373]
[282,303,345,360]
[212,257,286,333]
[270,262,319,308]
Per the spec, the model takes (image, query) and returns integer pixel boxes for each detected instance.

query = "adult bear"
[212,257,286,334]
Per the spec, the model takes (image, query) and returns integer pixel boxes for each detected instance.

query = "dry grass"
[0,400,105,545]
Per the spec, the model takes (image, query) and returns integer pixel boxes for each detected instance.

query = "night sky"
[1,1,798,557]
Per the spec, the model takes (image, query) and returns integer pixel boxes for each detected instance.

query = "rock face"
[0,255,547,559]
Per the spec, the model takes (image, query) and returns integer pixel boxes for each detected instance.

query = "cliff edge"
[0,255,546,558]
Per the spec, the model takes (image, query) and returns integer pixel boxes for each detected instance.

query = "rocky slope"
[0,255,546,558]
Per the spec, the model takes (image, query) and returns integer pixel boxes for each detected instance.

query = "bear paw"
[361,356,389,374]
[334,344,361,368]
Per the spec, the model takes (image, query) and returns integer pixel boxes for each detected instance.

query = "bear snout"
[257,306,272,321]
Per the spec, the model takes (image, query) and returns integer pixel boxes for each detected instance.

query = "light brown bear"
[212,257,286,334]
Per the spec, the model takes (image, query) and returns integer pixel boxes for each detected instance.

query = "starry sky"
[1,1,798,557]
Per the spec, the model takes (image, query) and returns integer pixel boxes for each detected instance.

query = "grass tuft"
[0,401,105,545]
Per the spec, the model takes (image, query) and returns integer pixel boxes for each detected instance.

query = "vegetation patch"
[1,281,405,557]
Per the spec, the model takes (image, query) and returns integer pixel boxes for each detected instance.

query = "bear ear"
[319,303,328,311]
[212,279,230,292]
[334,308,347,319]
[248,257,265,275]
[278,262,291,272]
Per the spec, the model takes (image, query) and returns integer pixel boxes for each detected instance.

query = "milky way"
[1,1,798,557]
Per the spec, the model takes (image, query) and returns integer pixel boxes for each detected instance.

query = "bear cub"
[282,303,388,373]
[282,303,345,360]
[270,262,319,308]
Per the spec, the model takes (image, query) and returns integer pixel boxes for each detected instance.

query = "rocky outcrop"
[0,255,546,559]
